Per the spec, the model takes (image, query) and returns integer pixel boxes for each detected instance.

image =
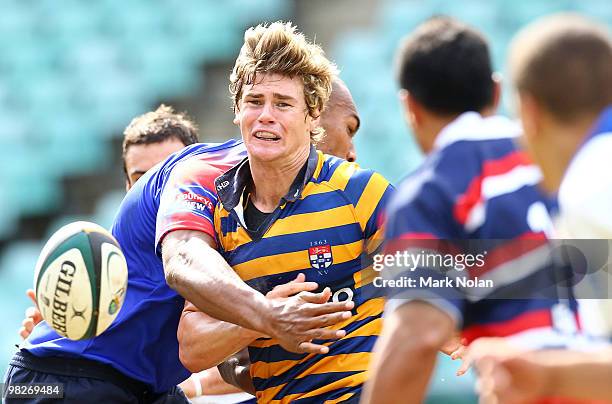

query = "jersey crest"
[308,244,333,270]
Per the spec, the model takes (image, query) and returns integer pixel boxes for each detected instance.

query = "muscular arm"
[162,230,274,334]
[362,301,455,404]
[165,232,352,354]
[178,300,261,372]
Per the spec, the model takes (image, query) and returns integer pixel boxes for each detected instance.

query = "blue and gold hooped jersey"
[214,147,394,403]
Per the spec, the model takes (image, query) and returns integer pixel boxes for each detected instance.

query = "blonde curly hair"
[229,21,338,142]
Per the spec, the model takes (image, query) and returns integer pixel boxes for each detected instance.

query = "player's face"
[318,96,359,162]
[124,138,186,190]
[235,73,317,164]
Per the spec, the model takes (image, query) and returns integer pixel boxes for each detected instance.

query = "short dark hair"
[122,104,199,174]
[510,13,612,122]
[395,16,494,115]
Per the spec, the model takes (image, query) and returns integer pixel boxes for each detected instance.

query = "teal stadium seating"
[0,0,289,236]
[1,0,609,398]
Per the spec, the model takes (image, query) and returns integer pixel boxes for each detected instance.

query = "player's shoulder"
[162,140,245,181]
[313,153,391,196]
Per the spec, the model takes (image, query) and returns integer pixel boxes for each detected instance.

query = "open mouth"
[254,131,281,142]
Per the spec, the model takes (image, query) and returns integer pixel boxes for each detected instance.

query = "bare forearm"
[363,302,454,404]
[537,349,612,401]
[201,368,244,395]
[163,233,271,333]
[178,311,259,372]
[364,333,440,404]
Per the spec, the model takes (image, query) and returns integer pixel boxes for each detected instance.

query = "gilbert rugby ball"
[34,221,128,340]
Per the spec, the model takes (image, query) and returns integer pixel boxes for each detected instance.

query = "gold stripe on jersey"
[260,370,368,404]
[302,159,358,196]
[251,351,371,380]
[354,172,390,231]
[265,204,357,238]
[234,239,364,281]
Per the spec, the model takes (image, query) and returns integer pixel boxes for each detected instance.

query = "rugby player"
[176,22,393,403]
[190,77,363,399]
[17,104,198,340]
[362,17,578,403]
[464,13,612,404]
[5,103,352,402]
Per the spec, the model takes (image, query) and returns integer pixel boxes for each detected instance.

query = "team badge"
[309,244,333,269]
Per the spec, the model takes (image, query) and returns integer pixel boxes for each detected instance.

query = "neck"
[538,117,594,193]
[423,114,459,153]
[249,146,310,212]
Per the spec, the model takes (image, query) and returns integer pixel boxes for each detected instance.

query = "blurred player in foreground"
[465,13,612,404]
[177,22,393,402]
[363,16,578,403]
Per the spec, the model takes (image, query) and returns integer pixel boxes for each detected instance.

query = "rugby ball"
[33,221,128,340]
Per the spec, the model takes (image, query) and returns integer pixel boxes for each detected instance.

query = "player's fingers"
[299,288,332,304]
[25,306,43,325]
[306,300,354,316]
[310,311,352,329]
[267,281,318,299]
[456,357,472,376]
[24,318,35,331]
[304,327,346,341]
[26,289,37,306]
[25,306,37,318]
[297,341,330,355]
[19,327,30,340]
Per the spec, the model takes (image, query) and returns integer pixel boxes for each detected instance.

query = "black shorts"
[2,350,189,404]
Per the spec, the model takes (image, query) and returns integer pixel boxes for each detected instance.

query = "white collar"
[433,112,522,150]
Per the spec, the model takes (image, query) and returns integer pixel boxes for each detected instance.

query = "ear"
[399,89,420,129]
[125,179,131,192]
[233,108,240,126]
[309,113,321,133]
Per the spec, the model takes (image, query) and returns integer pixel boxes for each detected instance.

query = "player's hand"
[440,335,469,375]
[19,289,42,340]
[466,338,550,404]
[266,286,353,355]
[265,273,318,300]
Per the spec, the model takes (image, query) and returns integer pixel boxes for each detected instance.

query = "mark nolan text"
[374,276,494,288]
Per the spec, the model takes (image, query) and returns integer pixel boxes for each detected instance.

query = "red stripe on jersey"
[462,308,552,343]
[454,151,533,225]
[469,231,547,278]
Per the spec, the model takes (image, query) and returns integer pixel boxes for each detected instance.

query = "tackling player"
[5,107,352,401]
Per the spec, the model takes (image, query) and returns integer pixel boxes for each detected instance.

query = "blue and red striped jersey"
[24,139,247,393]
[384,112,579,348]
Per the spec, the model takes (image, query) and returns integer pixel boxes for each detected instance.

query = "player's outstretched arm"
[362,301,455,404]
[178,273,319,371]
[163,230,353,354]
[467,338,612,403]
[178,301,261,372]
